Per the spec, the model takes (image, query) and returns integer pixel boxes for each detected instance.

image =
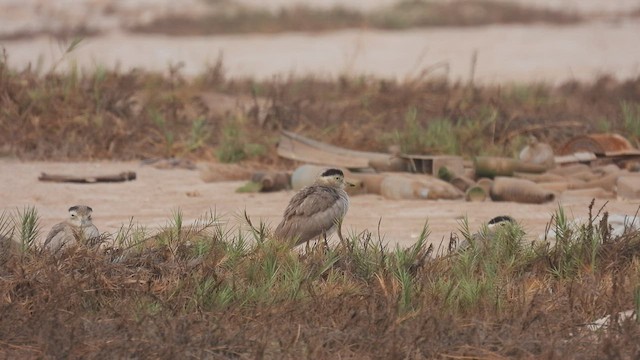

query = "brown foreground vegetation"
[1,204,640,358]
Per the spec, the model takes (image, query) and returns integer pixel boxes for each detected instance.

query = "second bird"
[274,168,353,247]
[43,205,100,253]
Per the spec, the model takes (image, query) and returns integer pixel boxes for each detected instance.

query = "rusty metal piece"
[559,133,639,156]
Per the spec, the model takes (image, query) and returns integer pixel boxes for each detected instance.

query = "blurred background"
[1,0,639,82]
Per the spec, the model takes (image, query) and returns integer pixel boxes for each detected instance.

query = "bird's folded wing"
[284,187,340,219]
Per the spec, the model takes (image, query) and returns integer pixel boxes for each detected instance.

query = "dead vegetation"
[1,203,640,358]
[1,48,639,163]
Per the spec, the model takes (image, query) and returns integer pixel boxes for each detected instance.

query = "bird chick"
[275,168,353,247]
[43,205,100,253]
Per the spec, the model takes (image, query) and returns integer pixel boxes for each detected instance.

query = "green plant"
[215,115,266,163]
[15,206,40,252]
[621,101,640,146]
[187,117,210,152]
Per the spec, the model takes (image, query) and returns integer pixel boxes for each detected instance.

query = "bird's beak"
[346,181,356,187]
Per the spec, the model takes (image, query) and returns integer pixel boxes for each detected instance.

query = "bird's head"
[487,215,515,230]
[316,168,355,189]
[68,205,94,227]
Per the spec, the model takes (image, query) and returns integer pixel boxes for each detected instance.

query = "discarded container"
[559,133,638,156]
[617,175,640,199]
[490,177,555,204]
[569,171,626,192]
[537,181,570,193]
[380,176,430,200]
[380,174,464,200]
[561,188,616,199]
[474,156,547,178]
[513,172,567,183]
[476,178,494,195]
[368,157,408,172]
[450,176,476,192]
[251,171,291,192]
[548,163,591,176]
[350,173,386,195]
[465,186,487,202]
[398,173,464,200]
[291,165,324,190]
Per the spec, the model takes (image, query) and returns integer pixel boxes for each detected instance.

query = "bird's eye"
[71,214,76,217]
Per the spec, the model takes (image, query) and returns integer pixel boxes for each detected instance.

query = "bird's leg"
[322,231,330,253]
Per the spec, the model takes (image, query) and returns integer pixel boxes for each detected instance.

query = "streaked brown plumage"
[275,168,351,246]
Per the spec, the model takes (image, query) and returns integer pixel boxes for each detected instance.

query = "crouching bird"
[43,205,100,253]
[274,168,353,247]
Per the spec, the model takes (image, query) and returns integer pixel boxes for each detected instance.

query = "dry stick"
[38,171,136,183]
[467,49,478,88]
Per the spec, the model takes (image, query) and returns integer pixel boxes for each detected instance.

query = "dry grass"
[1,204,640,358]
[1,49,640,163]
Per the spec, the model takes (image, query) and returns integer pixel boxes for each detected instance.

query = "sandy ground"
[1,20,639,84]
[2,160,638,249]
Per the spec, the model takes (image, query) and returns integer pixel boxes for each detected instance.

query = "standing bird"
[43,205,100,253]
[274,168,353,247]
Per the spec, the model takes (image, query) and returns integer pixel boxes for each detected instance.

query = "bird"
[456,215,516,251]
[274,168,353,247]
[43,205,100,253]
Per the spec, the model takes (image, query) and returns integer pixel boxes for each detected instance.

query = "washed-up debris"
[251,171,291,192]
[278,130,465,176]
[559,133,639,156]
[274,130,639,203]
[39,171,136,183]
[379,173,464,200]
[140,157,197,170]
[474,156,547,178]
[617,174,640,199]
[450,175,475,192]
[490,177,555,204]
[555,133,640,167]
[236,172,291,193]
[278,130,390,169]
[586,310,636,332]
[465,186,487,202]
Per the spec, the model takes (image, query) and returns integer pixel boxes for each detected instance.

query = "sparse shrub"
[215,115,266,163]
[621,101,640,146]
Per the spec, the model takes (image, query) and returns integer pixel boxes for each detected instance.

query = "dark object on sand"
[39,171,137,183]
[251,171,292,192]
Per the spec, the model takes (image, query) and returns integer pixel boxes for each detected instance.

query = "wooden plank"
[277,130,391,169]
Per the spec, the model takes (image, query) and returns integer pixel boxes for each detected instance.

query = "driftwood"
[39,171,137,183]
